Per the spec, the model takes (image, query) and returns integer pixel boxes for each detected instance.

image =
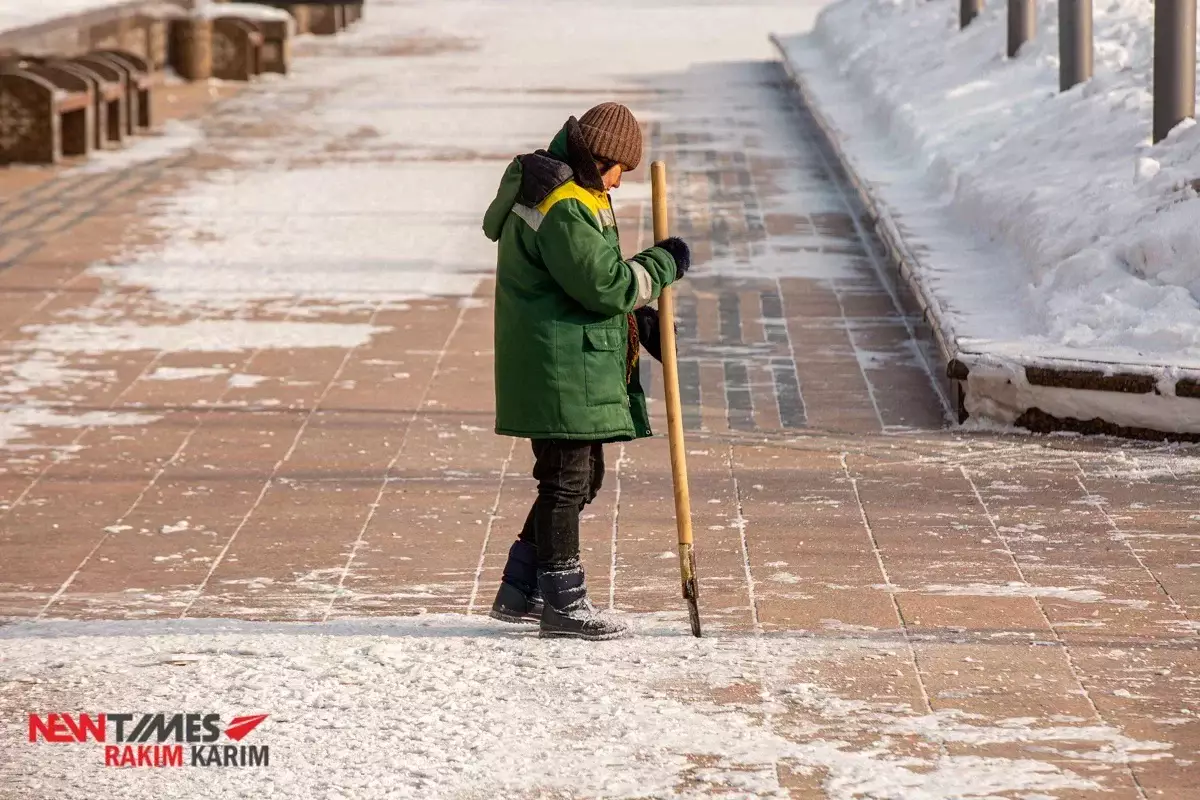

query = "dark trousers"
[517,440,605,570]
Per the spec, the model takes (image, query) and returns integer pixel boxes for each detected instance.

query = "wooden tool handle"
[651,162,694,550]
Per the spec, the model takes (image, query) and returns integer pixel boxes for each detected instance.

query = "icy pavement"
[0,0,1197,797]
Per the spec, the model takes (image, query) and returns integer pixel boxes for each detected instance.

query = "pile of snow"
[779,0,1200,426]
[0,0,154,34]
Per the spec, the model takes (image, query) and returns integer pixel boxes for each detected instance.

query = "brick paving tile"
[0,6,1196,798]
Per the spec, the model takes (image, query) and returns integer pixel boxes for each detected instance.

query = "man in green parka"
[482,103,691,640]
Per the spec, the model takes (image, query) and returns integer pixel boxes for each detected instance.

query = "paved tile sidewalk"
[0,1,1196,797]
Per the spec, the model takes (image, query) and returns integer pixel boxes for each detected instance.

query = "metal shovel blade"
[681,543,701,638]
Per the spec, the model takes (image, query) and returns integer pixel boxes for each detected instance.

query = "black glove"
[634,306,676,364]
[655,237,690,280]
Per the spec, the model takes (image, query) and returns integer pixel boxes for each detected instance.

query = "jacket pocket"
[582,323,627,407]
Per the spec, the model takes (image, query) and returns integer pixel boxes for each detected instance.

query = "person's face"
[600,162,624,190]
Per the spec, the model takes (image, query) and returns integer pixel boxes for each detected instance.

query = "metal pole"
[961,0,982,29]
[1059,0,1093,91]
[1008,0,1035,58]
[1154,0,1197,143]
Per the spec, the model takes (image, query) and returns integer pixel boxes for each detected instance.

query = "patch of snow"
[0,407,158,450]
[821,619,879,633]
[91,165,489,315]
[219,577,275,591]
[194,2,293,24]
[21,320,385,354]
[0,351,110,396]
[918,583,1108,604]
[227,373,268,389]
[886,711,1170,762]
[145,366,228,382]
[74,120,203,175]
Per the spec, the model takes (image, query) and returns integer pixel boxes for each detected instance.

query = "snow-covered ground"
[0,616,1173,798]
[0,0,149,33]
[779,0,1200,432]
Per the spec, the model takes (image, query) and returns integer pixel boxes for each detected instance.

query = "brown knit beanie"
[578,103,643,171]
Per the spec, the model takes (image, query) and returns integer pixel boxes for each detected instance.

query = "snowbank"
[0,0,150,33]
[778,0,1200,432]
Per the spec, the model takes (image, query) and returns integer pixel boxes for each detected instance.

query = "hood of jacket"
[482,117,607,242]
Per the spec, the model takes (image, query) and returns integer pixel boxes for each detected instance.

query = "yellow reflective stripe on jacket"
[535,181,613,229]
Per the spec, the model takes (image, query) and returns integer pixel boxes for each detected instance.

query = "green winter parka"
[483,118,678,442]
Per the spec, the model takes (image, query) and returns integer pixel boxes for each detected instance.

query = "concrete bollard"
[1007,0,1035,57]
[960,0,983,29]
[1059,0,1093,91]
[1153,0,1197,143]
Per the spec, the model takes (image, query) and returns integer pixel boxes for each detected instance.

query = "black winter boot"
[538,565,629,641]
[489,540,543,624]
